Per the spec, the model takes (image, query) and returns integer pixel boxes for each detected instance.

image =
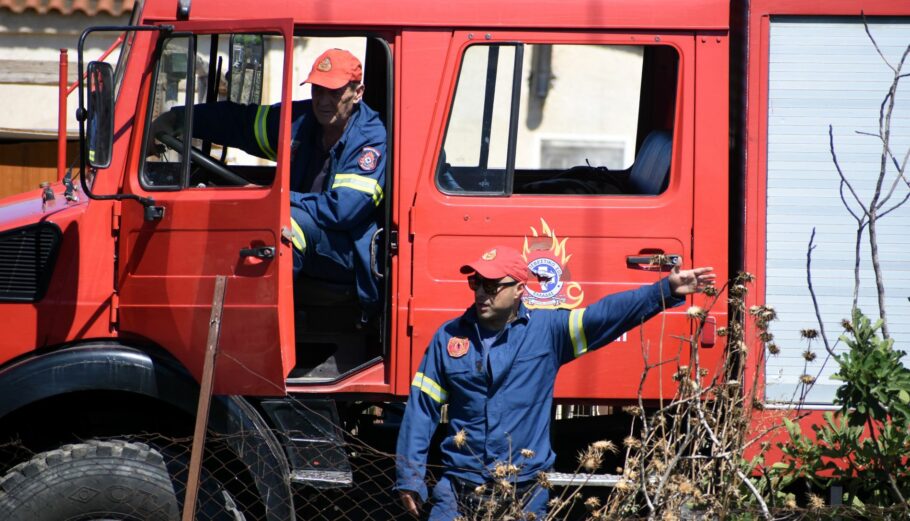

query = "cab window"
[437,43,678,196]
[142,32,284,189]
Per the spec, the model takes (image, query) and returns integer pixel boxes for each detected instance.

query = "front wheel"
[0,440,180,521]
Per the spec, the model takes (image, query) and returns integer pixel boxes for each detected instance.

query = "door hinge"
[407,295,414,330]
[111,201,122,233]
[408,206,416,240]
[110,292,119,331]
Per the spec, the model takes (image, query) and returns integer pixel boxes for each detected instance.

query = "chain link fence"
[0,395,630,521]
[0,402,896,521]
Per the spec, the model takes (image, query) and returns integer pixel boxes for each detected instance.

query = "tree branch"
[830,125,870,220]
[806,229,835,358]
[879,190,910,219]
[863,12,895,72]
[694,396,771,520]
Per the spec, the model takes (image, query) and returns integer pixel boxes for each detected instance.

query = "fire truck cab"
[42,0,725,400]
[0,0,906,517]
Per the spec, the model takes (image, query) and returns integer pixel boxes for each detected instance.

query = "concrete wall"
[0,12,128,135]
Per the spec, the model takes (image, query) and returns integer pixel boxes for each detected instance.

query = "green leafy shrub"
[771,309,910,511]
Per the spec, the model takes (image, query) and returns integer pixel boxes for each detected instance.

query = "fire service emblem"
[447,337,470,358]
[521,219,585,309]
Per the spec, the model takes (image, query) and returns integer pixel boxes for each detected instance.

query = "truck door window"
[437,43,678,196]
[142,33,284,189]
[439,45,520,195]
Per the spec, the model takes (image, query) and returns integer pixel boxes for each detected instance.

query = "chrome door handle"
[240,246,276,259]
[626,254,681,270]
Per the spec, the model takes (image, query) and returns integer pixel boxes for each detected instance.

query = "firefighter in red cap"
[395,245,714,520]
[150,49,386,317]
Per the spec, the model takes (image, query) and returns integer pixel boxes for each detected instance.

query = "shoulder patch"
[358,146,381,171]
[447,337,470,358]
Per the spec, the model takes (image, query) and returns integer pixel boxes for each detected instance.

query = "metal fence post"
[182,275,227,521]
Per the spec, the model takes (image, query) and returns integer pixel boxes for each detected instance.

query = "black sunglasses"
[467,275,519,295]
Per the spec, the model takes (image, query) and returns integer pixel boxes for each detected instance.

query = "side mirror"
[86,61,115,168]
[227,34,264,105]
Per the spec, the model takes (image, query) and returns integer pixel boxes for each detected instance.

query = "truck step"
[545,472,622,487]
[290,469,354,487]
[259,398,354,489]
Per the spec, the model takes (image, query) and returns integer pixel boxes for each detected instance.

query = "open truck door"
[115,19,295,395]
[406,32,709,402]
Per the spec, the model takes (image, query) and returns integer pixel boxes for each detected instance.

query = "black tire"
[0,440,180,521]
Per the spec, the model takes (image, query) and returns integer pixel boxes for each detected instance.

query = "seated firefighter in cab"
[150,48,388,320]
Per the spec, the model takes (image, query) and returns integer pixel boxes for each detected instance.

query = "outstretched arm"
[551,264,716,364]
[147,102,274,160]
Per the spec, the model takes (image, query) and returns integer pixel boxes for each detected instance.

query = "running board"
[545,472,622,487]
[290,469,353,487]
[259,398,354,489]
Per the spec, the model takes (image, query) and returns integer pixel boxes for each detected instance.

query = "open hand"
[669,266,715,297]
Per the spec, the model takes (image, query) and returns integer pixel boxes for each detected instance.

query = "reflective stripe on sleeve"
[412,372,447,404]
[254,105,277,161]
[290,219,306,253]
[569,308,588,357]
[332,173,384,206]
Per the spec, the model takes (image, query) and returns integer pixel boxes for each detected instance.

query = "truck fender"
[0,342,295,521]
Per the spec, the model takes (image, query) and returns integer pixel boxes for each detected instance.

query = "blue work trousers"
[290,206,354,284]
[428,475,548,521]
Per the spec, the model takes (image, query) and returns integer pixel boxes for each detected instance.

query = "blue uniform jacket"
[395,278,684,500]
[187,100,387,311]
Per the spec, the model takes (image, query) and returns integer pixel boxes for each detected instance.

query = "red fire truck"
[0,0,906,517]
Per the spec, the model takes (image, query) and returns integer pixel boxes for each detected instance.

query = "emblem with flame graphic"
[521,219,585,309]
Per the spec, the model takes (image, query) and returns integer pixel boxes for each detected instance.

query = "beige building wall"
[0,12,127,136]
[0,10,128,197]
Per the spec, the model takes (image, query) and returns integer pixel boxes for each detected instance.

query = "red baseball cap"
[302,49,363,89]
[460,246,529,283]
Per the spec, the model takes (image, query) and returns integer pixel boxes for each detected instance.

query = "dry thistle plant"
[580,272,775,520]
[536,439,622,520]
[449,435,560,521]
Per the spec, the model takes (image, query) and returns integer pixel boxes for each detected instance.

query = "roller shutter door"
[765,17,910,404]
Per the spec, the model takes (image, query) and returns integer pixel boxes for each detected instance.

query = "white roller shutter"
[765,17,910,404]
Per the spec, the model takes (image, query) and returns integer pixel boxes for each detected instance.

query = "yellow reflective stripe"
[412,372,447,403]
[290,219,306,252]
[332,173,384,206]
[253,105,276,161]
[569,308,588,357]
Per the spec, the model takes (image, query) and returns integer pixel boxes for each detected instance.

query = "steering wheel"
[155,132,250,186]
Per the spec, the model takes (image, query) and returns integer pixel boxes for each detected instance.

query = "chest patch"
[447,337,470,358]
[358,146,380,171]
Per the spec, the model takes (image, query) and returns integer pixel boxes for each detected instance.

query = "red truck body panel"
[141,0,730,31]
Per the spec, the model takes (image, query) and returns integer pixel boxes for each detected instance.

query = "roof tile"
[0,0,134,16]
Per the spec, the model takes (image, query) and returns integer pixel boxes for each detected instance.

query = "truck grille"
[0,223,61,301]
